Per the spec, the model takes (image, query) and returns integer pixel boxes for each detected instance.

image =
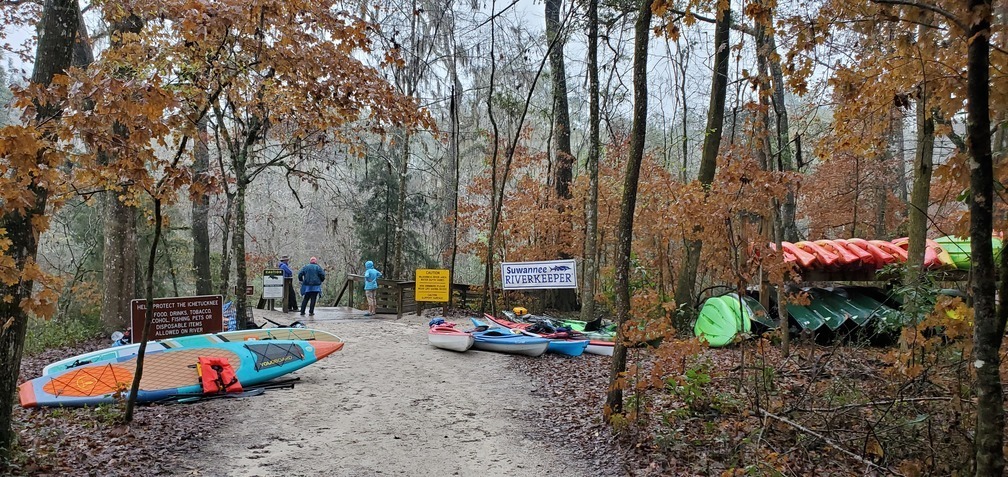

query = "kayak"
[779,242,818,269]
[814,239,861,268]
[43,328,343,376]
[694,293,757,347]
[847,238,897,266]
[933,236,1004,270]
[482,315,594,357]
[868,239,909,263]
[20,339,343,407]
[794,241,840,268]
[427,322,474,352]
[467,318,549,357]
[829,239,876,268]
[891,237,955,269]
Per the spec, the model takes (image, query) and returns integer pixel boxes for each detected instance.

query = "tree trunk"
[765,31,797,242]
[673,6,731,314]
[191,117,212,295]
[545,0,577,311]
[217,190,234,297]
[448,53,462,305]
[905,90,933,286]
[101,192,138,330]
[0,0,78,459]
[579,0,600,324]
[234,173,249,327]
[481,0,502,314]
[124,198,162,422]
[966,2,1004,475]
[100,13,144,331]
[393,130,409,279]
[605,0,652,421]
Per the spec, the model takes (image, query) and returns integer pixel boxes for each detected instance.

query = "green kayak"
[694,293,757,347]
[934,236,1004,270]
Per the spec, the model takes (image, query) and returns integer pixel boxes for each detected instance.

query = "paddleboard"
[43,328,342,376]
[21,339,343,407]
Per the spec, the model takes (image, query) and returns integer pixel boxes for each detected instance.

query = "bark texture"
[0,0,78,459]
[673,6,731,314]
[191,117,212,295]
[579,0,600,324]
[966,2,1004,475]
[605,0,652,420]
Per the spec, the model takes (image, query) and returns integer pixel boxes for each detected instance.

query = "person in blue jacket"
[278,255,297,311]
[363,260,383,316]
[298,257,325,316]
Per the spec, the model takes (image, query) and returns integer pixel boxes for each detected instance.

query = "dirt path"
[188,307,598,477]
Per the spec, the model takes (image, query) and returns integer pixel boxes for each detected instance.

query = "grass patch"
[23,315,104,355]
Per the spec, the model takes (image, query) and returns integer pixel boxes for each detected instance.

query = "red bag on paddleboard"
[197,356,243,394]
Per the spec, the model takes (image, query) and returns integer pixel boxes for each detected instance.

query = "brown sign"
[130,295,224,341]
[234,285,254,296]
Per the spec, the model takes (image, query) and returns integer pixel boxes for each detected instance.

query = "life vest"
[197,356,242,394]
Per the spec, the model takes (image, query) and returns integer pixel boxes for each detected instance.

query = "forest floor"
[5,306,996,476]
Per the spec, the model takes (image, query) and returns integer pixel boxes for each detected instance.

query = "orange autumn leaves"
[0,0,430,320]
[456,133,796,306]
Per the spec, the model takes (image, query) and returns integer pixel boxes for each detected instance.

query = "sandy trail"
[189,307,596,477]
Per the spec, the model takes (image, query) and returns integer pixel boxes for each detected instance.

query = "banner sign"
[130,295,224,341]
[415,269,450,302]
[263,268,284,299]
[500,259,577,290]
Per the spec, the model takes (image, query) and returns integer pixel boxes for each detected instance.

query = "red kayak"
[483,314,612,356]
[780,242,817,268]
[848,238,896,266]
[831,238,876,268]
[794,241,840,268]
[869,239,909,263]
[892,238,955,269]
[814,239,862,268]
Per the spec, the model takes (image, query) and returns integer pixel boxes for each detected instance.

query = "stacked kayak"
[775,236,1004,273]
[933,236,1004,270]
[427,319,475,352]
[481,315,594,357]
[20,339,343,407]
[694,293,760,347]
[43,328,342,376]
[467,318,549,357]
[779,288,900,332]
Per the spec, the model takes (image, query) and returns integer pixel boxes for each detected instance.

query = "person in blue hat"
[298,257,325,316]
[363,260,383,316]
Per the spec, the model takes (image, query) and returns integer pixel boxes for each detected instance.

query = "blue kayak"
[468,319,549,357]
[473,317,587,357]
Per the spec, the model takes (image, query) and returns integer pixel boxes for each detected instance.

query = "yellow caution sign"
[415,269,450,303]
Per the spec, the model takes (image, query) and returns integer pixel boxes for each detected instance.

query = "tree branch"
[867,0,967,33]
[760,409,894,474]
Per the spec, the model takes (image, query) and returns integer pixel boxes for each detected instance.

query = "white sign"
[500,259,577,290]
[263,268,284,299]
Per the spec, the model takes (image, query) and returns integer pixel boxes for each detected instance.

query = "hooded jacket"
[363,261,382,291]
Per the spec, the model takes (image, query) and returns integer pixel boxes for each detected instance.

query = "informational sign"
[263,268,284,299]
[234,285,254,296]
[130,295,224,341]
[415,269,450,302]
[500,259,577,290]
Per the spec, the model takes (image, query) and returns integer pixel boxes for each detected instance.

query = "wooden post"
[282,277,292,313]
[397,284,404,320]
